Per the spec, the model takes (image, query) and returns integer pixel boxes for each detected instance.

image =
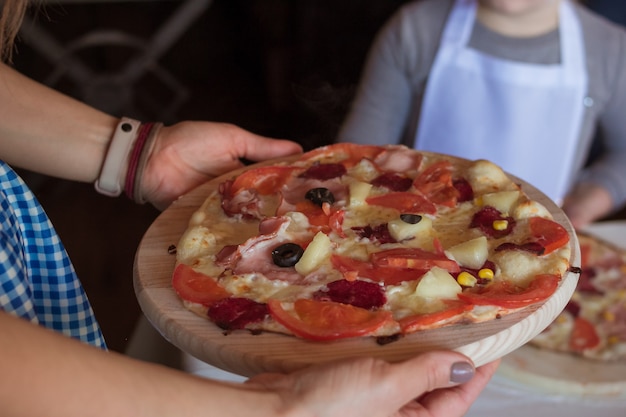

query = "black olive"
[400,214,422,224]
[271,243,304,267]
[305,187,335,207]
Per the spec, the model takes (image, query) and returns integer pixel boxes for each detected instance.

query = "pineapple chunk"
[481,190,520,214]
[388,215,433,242]
[349,158,381,182]
[414,267,462,299]
[295,232,332,275]
[513,200,551,220]
[349,181,373,207]
[444,236,488,270]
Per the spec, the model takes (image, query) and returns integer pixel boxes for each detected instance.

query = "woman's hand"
[562,182,613,229]
[248,352,500,417]
[140,121,302,210]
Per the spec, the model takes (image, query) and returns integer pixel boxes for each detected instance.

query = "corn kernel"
[457,271,477,287]
[474,196,483,206]
[603,311,616,322]
[608,335,620,345]
[478,268,494,280]
[492,220,508,231]
[556,315,568,324]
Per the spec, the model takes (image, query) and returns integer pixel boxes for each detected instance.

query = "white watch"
[94,117,141,197]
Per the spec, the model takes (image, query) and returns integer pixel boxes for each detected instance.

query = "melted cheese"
[494,250,567,286]
[220,273,292,301]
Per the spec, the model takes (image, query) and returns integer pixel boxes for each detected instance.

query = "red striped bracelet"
[124,122,163,203]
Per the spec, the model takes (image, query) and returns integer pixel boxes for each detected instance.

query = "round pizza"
[530,231,626,360]
[172,143,575,342]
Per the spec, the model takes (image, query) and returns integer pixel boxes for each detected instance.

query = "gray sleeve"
[576,7,626,210]
[337,0,450,145]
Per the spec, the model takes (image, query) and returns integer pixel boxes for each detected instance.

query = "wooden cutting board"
[133,158,580,378]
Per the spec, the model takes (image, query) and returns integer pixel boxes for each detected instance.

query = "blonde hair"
[0,0,29,62]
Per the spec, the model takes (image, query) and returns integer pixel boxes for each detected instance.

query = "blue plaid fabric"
[0,161,106,349]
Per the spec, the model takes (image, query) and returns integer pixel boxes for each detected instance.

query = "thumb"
[235,134,303,163]
[389,351,475,397]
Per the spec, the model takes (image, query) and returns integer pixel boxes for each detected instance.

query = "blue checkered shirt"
[0,161,106,349]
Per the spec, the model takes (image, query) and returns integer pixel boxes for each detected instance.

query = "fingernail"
[450,361,475,384]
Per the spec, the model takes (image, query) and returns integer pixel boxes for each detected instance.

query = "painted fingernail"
[450,361,475,384]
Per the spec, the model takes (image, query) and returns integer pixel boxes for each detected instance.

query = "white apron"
[415,0,587,203]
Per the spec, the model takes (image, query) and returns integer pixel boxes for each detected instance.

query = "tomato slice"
[415,160,453,185]
[230,165,297,195]
[300,143,384,167]
[328,209,346,237]
[457,274,560,309]
[569,316,600,352]
[371,248,461,274]
[331,255,424,285]
[293,202,344,236]
[268,298,394,341]
[366,192,437,215]
[172,264,230,305]
[529,216,570,255]
[295,201,330,228]
[399,300,472,333]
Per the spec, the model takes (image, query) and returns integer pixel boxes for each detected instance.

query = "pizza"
[530,231,626,360]
[171,143,574,342]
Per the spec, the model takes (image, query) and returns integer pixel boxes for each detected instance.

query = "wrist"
[94,117,162,203]
[239,381,310,417]
[94,117,141,197]
[124,121,162,203]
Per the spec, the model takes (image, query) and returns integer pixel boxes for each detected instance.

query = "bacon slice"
[220,180,264,219]
[226,216,313,283]
[219,165,298,218]
[372,146,423,173]
[277,176,348,215]
[413,160,460,207]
